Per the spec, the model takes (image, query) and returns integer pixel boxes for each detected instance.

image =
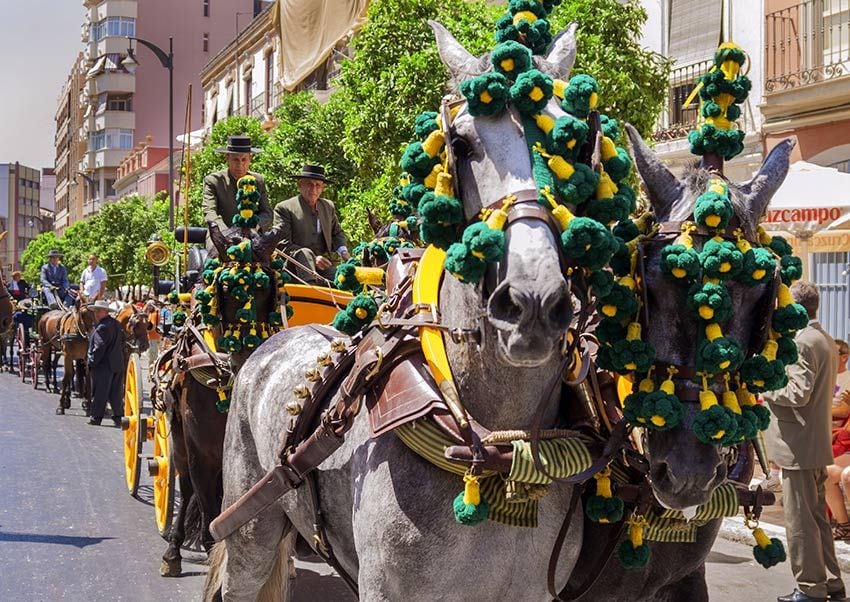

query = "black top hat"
[287,164,332,183]
[215,135,262,154]
[47,249,63,258]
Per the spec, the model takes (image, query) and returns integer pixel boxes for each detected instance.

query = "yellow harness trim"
[412,246,452,388]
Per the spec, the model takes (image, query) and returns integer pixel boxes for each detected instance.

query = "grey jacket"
[763,322,837,470]
[273,195,347,256]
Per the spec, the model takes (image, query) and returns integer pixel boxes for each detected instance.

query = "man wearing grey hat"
[273,163,350,283]
[202,135,273,236]
[40,250,74,309]
[86,300,124,427]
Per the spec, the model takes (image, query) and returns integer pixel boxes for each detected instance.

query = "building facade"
[0,164,45,271]
[54,53,88,235]
[58,0,256,229]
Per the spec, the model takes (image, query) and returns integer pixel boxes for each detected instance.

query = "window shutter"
[669,0,723,66]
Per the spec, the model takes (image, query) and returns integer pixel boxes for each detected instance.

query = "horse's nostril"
[488,284,523,325]
[546,289,572,330]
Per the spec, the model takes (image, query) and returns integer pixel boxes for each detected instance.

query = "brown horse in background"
[159,223,283,577]
[115,302,151,360]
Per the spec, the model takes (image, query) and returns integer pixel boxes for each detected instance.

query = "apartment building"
[54,53,88,234]
[0,164,45,271]
[200,1,363,134]
[56,0,256,230]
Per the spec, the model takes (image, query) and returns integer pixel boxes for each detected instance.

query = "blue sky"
[0,1,86,169]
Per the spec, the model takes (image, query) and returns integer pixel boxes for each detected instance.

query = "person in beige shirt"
[763,281,845,602]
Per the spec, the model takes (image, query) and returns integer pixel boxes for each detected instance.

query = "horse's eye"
[452,137,471,159]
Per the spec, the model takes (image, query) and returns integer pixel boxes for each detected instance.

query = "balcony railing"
[251,92,265,119]
[765,0,850,92]
[652,58,755,142]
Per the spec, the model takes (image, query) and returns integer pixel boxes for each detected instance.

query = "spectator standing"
[273,164,350,283]
[8,271,29,302]
[763,281,846,602]
[86,300,124,427]
[40,250,74,309]
[79,254,108,303]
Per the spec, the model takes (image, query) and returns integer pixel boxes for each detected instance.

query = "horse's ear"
[739,138,795,221]
[253,225,285,263]
[207,221,229,258]
[429,20,489,86]
[367,209,382,237]
[538,22,578,79]
[626,123,684,221]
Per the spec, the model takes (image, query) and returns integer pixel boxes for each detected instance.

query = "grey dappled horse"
[204,21,587,602]
[570,129,795,602]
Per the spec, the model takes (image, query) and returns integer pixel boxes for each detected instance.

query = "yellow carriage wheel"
[122,353,144,497]
[149,410,175,537]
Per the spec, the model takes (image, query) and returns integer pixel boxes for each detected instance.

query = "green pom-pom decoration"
[769,236,793,258]
[561,217,618,272]
[736,406,762,440]
[166,291,180,305]
[586,495,625,523]
[509,69,553,115]
[420,222,459,250]
[268,311,283,327]
[172,311,187,327]
[445,243,488,284]
[235,306,255,324]
[603,146,632,183]
[418,192,464,227]
[599,114,621,140]
[740,354,787,393]
[226,242,252,263]
[694,191,734,230]
[204,257,221,271]
[217,335,242,354]
[452,491,490,525]
[494,11,552,56]
[334,261,363,293]
[547,115,589,159]
[491,40,532,80]
[201,313,220,327]
[607,337,656,374]
[753,536,786,568]
[640,390,684,431]
[414,111,439,139]
[402,182,429,207]
[331,293,379,335]
[661,244,700,282]
[562,74,599,119]
[598,283,639,322]
[461,72,510,117]
[743,403,771,431]
[252,270,271,290]
[609,239,632,277]
[584,193,632,226]
[775,335,798,365]
[588,270,615,298]
[696,337,744,375]
[228,285,249,303]
[232,214,259,229]
[772,303,808,334]
[270,258,284,270]
[242,333,262,350]
[700,238,744,281]
[779,255,803,286]
[623,391,649,425]
[202,269,218,285]
[401,140,440,178]
[689,125,745,160]
[595,317,626,347]
[613,219,640,242]
[195,289,213,305]
[462,222,506,264]
[216,397,230,413]
[555,162,598,205]
[693,404,739,445]
[740,247,777,287]
[618,539,650,569]
[688,282,733,323]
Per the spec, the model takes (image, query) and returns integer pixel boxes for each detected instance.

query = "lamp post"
[76,171,96,206]
[123,36,175,230]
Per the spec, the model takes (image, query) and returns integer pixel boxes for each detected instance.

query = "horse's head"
[207,222,285,367]
[117,304,150,352]
[627,124,794,508]
[433,21,579,367]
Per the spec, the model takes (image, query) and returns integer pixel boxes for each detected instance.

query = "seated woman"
[824,340,850,539]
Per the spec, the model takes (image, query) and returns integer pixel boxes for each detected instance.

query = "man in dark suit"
[273,164,349,283]
[86,300,124,427]
[202,135,273,241]
[764,281,846,602]
[40,249,74,309]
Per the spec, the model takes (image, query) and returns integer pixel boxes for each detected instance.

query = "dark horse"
[159,223,284,577]
[38,306,94,414]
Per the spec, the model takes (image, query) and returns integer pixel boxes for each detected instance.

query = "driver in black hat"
[273,164,349,284]
[40,249,74,309]
[202,135,273,237]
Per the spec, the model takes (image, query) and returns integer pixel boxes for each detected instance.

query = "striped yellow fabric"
[644,483,739,543]
[509,439,594,484]
[394,419,594,528]
[188,366,232,391]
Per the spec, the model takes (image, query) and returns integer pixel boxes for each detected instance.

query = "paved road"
[0,367,846,601]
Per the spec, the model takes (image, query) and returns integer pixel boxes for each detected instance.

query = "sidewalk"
[716,471,850,571]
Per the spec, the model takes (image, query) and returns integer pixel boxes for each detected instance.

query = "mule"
[159,223,284,578]
[203,22,594,602]
[568,128,795,601]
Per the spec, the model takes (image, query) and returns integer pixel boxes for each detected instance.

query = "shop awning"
[763,161,850,233]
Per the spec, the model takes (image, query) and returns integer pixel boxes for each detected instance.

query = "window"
[244,75,252,115]
[88,128,134,151]
[203,33,209,53]
[90,17,136,42]
[107,95,132,111]
[203,0,210,17]
[265,51,274,112]
[668,0,722,66]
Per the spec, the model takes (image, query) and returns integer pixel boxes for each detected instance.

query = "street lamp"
[76,171,96,204]
[123,36,175,230]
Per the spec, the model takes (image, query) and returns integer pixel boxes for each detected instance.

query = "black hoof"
[160,558,182,577]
